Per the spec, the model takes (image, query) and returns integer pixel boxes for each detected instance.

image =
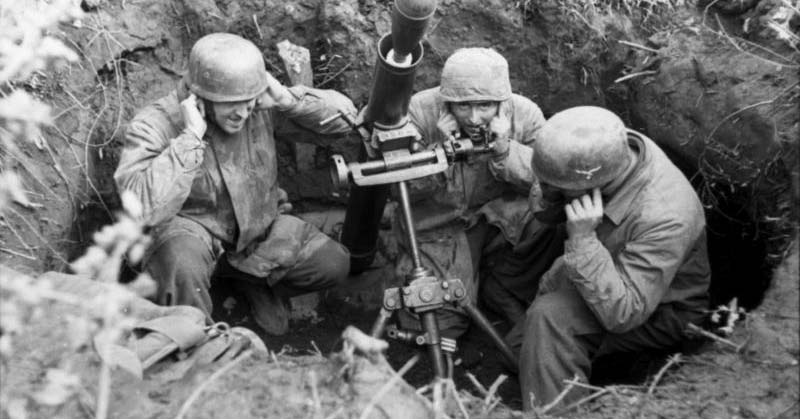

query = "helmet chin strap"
[202,98,216,125]
[177,77,191,102]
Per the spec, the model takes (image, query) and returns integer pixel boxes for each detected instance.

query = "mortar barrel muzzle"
[391,0,437,59]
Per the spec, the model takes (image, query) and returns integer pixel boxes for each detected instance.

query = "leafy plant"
[1,2,155,418]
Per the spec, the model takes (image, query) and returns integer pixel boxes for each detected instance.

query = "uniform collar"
[603,130,651,225]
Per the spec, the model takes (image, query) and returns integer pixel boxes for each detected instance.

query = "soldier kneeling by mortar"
[115,33,357,336]
[493,106,711,410]
[394,47,556,339]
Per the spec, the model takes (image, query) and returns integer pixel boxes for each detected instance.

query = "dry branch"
[309,370,322,419]
[629,353,684,419]
[704,82,798,143]
[562,378,605,393]
[42,139,74,204]
[617,39,660,53]
[0,246,36,260]
[6,205,68,264]
[317,62,352,88]
[614,70,658,83]
[252,15,263,40]
[555,388,610,415]
[1,217,36,251]
[541,374,579,414]
[465,372,489,397]
[686,323,744,352]
[477,374,507,415]
[358,354,419,419]
[51,125,113,216]
[647,353,682,395]
[446,380,470,419]
[704,14,799,68]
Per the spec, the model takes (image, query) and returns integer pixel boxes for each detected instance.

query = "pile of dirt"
[572,241,799,419]
[2,253,797,419]
[0,270,437,419]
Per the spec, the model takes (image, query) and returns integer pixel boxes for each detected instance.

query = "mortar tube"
[340,146,390,274]
[391,0,437,62]
[362,34,424,128]
[340,0,436,274]
[341,36,423,272]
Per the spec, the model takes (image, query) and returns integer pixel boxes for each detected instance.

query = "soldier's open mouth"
[464,127,481,136]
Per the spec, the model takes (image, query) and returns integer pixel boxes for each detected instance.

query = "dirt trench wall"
[1,0,607,272]
[612,8,798,308]
[1,0,797,309]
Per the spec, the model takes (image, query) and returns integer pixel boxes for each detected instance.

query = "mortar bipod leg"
[396,180,446,379]
[420,311,446,379]
[461,300,518,369]
[371,306,393,338]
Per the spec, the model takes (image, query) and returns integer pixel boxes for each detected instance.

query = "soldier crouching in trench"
[114,33,357,336]
[393,47,557,340]
[491,106,712,410]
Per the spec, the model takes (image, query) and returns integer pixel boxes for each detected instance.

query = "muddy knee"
[145,234,215,310]
[281,239,350,292]
[311,240,350,287]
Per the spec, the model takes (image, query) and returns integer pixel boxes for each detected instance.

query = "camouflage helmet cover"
[438,48,512,103]
[186,33,268,102]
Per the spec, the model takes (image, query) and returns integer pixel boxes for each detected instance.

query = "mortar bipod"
[369,180,518,380]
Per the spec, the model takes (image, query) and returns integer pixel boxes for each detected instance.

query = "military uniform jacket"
[496,131,712,332]
[406,87,546,245]
[115,85,352,255]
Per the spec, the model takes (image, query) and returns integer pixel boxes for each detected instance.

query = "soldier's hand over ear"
[436,111,459,141]
[565,188,603,240]
[180,93,207,140]
[257,73,295,110]
[489,112,511,159]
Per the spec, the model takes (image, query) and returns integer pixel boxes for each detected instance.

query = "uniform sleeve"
[276,85,356,134]
[488,96,545,190]
[407,92,442,148]
[113,112,205,226]
[403,92,446,200]
[514,97,546,147]
[489,141,534,190]
[562,217,700,333]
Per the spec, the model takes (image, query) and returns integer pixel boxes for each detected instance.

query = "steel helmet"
[532,106,630,190]
[438,48,512,102]
[185,33,268,102]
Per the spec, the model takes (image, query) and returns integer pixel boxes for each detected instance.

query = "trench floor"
[209,280,671,410]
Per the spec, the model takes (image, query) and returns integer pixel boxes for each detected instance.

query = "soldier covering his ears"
[394,47,560,337]
[494,106,711,410]
[115,33,357,336]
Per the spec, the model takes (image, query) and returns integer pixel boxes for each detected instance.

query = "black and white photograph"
[0,0,798,417]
